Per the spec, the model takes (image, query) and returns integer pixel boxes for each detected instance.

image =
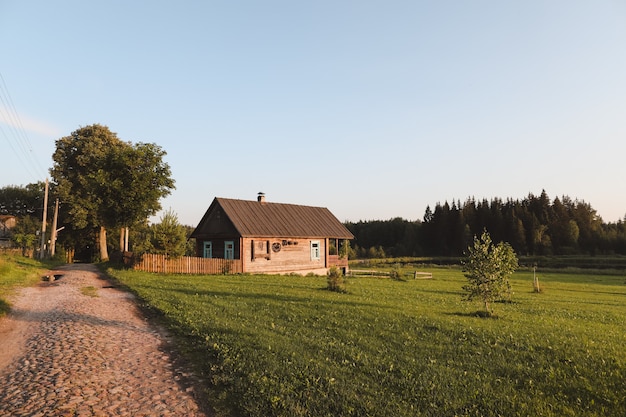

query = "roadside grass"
[80,286,99,297]
[105,266,626,417]
[0,253,58,317]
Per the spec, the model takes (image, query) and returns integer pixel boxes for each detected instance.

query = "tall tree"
[50,124,174,261]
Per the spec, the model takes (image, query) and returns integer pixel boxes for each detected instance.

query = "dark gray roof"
[194,197,354,239]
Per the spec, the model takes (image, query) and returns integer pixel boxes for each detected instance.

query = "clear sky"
[1,1,625,226]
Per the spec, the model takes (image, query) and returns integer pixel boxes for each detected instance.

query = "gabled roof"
[192,197,354,239]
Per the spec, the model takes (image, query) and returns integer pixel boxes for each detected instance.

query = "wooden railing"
[328,254,348,268]
[131,253,243,274]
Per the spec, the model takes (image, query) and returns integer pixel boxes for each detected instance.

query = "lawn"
[105,266,626,417]
[0,253,56,317]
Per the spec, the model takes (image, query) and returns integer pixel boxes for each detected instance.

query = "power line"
[0,72,47,178]
[0,71,48,181]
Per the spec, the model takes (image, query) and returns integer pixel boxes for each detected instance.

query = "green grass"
[105,266,626,417]
[0,253,57,317]
[80,286,99,297]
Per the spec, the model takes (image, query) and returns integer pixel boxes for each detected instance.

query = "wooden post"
[99,226,109,261]
[39,179,49,259]
[118,227,130,253]
[50,199,59,257]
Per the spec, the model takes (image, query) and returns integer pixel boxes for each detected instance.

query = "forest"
[346,190,626,258]
[3,184,626,260]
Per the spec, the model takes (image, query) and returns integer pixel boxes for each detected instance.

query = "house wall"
[242,237,328,274]
[195,238,240,259]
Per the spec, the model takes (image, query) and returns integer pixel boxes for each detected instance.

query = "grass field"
[104,265,626,417]
[0,253,56,317]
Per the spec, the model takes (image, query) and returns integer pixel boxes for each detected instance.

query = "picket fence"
[131,253,243,274]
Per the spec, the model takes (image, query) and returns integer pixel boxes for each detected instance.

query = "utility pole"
[39,179,49,259]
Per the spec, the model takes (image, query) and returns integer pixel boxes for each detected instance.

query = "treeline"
[0,183,193,261]
[346,191,626,257]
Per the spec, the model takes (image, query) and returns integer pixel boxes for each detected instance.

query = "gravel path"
[0,263,211,416]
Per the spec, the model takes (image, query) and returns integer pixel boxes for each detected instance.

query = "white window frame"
[310,240,321,260]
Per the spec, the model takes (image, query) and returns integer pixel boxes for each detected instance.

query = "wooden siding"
[132,254,243,274]
[327,254,348,268]
[194,238,240,259]
[241,237,349,274]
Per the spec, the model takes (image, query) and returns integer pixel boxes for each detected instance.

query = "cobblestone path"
[0,263,211,416]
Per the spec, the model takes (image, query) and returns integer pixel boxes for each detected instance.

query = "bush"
[326,266,346,293]
[388,264,407,281]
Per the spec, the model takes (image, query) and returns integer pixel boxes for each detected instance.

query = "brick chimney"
[257,192,266,203]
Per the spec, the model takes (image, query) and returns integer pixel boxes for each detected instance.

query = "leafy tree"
[121,220,152,256]
[50,124,174,261]
[11,215,40,256]
[0,183,45,256]
[461,230,518,315]
[366,245,386,259]
[340,239,355,260]
[0,182,46,217]
[100,142,175,229]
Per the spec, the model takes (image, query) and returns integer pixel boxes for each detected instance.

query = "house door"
[224,241,234,259]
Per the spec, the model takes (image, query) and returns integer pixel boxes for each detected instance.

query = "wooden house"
[190,194,354,275]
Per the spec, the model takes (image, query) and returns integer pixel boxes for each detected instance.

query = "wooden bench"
[413,271,433,279]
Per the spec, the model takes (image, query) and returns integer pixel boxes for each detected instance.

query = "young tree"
[150,209,188,258]
[11,215,40,256]
[461,230,518,315]
[50,124,174,261]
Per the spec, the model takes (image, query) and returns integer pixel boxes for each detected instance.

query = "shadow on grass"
[0,298,11,317]
[447,311,501,319]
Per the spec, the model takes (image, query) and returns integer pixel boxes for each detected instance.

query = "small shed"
[0,215,17,248]
[0,214,17,237]
[190,194,354,275]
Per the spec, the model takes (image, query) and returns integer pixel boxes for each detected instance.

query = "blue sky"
[1,1,625,225]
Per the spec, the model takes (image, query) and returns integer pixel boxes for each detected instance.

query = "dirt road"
[0,263,210,416]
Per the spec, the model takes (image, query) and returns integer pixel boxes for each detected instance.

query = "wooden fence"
[130,253,243,274]
[349,269,433,279]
